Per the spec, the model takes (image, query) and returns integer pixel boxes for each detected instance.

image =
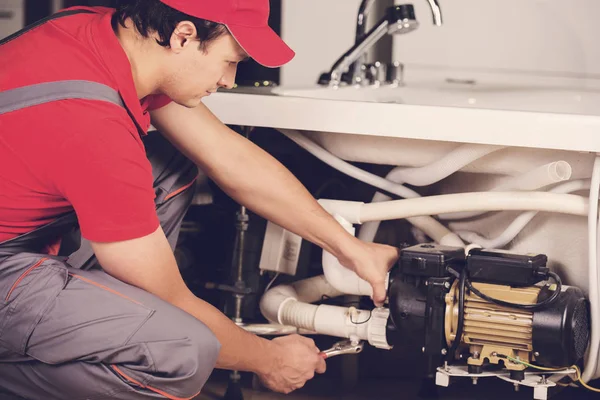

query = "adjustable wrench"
[319,340,364,359]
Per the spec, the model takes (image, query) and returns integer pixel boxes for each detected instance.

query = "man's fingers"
[315,355,327,374]
[372,282,387,306]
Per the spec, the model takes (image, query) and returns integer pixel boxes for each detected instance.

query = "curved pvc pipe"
[321,215,376,297]
[320,192,592,226]
[386,143,504,187]
[440,161,573,220]
[456,180,591,249]
[281,129,463,246]
[280,129,419,199]
[582,157,600,382]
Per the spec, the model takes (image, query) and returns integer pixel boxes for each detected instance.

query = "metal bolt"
[534,352,540,357]
[441,349,448,355]
[444,282,451,289]
[514,383,520,392]
[444,361,449,372]
[472,378,478,385]
[422,347,426,353]
[473,351,480,359]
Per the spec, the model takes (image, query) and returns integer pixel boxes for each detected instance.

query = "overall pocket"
[25,269,154,364]
[0,253,69,354]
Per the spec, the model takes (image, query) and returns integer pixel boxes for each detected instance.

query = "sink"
[271,77,600,116]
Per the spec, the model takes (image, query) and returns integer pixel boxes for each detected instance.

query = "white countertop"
[204,91,600,153]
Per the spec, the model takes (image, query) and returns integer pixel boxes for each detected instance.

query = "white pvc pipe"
[360,194,463,246]
[358,192,392,243]
[281,129,463,247]
[493,161,572,192]
[278,301,371,341]
[259,275,391,348]
[321,215,376,297]
[280,129,419,199]
[360,192,590,222]
[385,143,504,186]
[440,161,573,220]
[456,180,592,249]
[582,157,600,382]
[259,275,344,323]
[320,192,593,226]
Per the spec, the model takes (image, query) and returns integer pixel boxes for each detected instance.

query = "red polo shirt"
[0,7,172,243]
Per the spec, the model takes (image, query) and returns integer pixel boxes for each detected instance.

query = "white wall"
[281,0,362,87]
[281,0,600,86]
[394,0,599,77]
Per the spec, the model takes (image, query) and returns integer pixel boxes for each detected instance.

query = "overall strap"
[0,9,96,46]
[0,8,146,135]
[0,80,124,115]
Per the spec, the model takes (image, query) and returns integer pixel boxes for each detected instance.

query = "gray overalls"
[0,9,220,400]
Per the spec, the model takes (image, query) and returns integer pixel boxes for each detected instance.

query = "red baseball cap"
[160,0,295,67]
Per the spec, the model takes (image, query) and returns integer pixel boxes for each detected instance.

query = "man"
[0,0,399,398]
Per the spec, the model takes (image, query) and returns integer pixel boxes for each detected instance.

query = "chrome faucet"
[347,0,443,85]
[320,4,419,87]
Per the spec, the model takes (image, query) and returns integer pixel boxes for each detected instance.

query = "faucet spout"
[358,0,442,36]
[425,0,443,26]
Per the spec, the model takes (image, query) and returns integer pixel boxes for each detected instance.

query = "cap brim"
[227,24,295,68]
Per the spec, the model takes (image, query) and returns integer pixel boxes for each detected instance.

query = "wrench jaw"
[320,340,365,359]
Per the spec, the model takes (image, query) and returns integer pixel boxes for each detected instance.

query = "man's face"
[162,23,248,108]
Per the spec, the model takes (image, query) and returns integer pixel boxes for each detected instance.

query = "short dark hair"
[112,0,228,50]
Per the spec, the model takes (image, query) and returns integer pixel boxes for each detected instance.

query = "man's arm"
[150,102,399,304]
[91,227,325,394]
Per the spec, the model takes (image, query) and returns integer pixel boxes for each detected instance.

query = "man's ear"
[169,21,197,53]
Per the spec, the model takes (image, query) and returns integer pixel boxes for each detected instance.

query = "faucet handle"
[362,62,387,86]
[386,61,404,86]
[374,61,387,86]
[362,63,376,85]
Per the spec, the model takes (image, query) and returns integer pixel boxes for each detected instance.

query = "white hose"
[280,129,463,246]
[320,192,593,225]
[385,143,504,186]
[440,161,573,220]
[456,180,591,249]
[582,156,600,382]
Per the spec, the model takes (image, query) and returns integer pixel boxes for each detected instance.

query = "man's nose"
[218,68,237,89]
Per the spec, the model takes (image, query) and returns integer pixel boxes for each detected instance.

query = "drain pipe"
[259,275,392,349]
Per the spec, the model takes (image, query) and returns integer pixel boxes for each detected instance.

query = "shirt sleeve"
[144,94,172,111]
[51,118,159,242]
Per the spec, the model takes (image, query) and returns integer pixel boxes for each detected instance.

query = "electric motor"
[386,244,590,380]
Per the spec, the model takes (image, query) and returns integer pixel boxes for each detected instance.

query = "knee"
[145,320,221,398]
[179,322,222,393]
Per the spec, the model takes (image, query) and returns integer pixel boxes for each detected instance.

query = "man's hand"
[336,239,400,306]
[258,335,326,394]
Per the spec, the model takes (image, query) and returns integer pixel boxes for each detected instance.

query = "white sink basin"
[271,80,600,116]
